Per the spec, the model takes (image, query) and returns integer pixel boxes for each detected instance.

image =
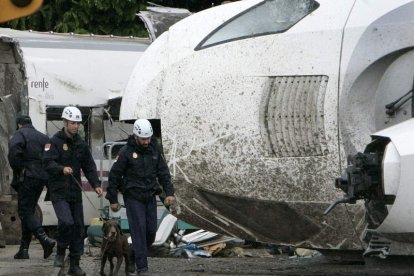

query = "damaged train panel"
[0,36,26,196]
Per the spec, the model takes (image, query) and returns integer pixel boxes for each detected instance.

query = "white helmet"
[133,119,153,138]
[62,106,82,122]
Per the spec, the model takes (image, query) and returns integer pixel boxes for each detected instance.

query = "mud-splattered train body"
[120,0,414,255]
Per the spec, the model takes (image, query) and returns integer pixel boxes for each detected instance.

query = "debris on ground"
[86,210,301,261]
[204,242,226,256]
[293,248,321,258]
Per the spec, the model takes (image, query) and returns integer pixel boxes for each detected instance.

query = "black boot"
[14,248,29,259]
[128,246,136,273]
[54,246,66,267]
[14,231,31,259]
[68,257,86,276]
[34,228,56,259]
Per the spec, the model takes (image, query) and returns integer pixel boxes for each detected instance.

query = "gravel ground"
[1,242,414,275]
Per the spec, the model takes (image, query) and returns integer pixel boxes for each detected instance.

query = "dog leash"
[70,173,102,217]
[70,173,119,260]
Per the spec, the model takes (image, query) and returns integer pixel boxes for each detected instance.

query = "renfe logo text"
[30,78,49,91]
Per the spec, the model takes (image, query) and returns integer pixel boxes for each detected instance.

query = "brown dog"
[100,219,131,276]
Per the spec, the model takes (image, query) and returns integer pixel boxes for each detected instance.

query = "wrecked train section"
[120,0,414,255]
[0,33,28,244]
[0,34,26,196]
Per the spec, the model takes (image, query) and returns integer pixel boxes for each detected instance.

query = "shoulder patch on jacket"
[44,143,51,151]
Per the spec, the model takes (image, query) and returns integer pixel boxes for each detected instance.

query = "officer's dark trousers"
[17,178,45,241]
[125,196,157,272]
[52,200,84,258]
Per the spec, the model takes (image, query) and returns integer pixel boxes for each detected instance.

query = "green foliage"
[1,0,148,37]
[151,0,221,12]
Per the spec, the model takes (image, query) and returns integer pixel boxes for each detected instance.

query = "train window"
[103,120,130,143]
[102,120,130,159]
[196,0,319,50]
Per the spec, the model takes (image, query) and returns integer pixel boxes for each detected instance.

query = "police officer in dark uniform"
[106,119,175,275]
[43,106,102,276]
[8,115,56,259]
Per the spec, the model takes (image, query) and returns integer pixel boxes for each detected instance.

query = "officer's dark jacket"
[43,129,100,202]
[8,124,48,180]
[106,136,174,204]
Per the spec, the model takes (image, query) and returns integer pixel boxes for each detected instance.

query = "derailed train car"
[120,0,414,257]
[0,28,148,242]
